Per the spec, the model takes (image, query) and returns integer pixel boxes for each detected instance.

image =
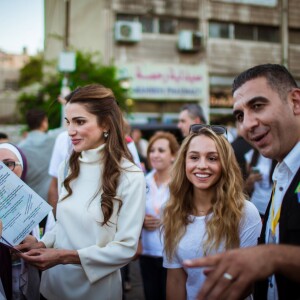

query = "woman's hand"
[20,248,80,270]
[132,239,143,261]
[143,214,160,231]
[15,235,46,252]
[244,172,262,195]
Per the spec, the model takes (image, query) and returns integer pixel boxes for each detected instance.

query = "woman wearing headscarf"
[0,143,55,300]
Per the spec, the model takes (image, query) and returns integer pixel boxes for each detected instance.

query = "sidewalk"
[124,260,145,300]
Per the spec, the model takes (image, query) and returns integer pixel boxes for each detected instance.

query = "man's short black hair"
[179,103,207,124]
[232,64,298,100]
[25,109,47,130]
[0,132,8,139]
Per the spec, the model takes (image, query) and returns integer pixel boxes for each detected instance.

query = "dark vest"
[254,167,300,300]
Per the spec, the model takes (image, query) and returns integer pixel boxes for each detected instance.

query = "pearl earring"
[104,132,109,138]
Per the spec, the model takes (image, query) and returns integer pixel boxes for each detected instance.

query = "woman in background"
[0,143,55,300]
[162,126,262,300]
[140,132,179,300]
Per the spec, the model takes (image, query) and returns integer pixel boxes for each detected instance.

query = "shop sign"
[118,63,208,100]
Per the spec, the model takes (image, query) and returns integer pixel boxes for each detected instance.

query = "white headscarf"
[0,143,24,169]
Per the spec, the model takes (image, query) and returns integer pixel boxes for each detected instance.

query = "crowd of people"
[0,63,299,300]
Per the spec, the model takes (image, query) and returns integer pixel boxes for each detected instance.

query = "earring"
[104,132,109,138]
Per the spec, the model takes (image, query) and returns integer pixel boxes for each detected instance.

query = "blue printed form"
[0,161,52,246]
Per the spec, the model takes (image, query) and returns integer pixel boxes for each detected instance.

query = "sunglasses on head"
[189,124,227,135]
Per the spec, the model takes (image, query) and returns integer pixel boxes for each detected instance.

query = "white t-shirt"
[245,150,273,215]
[163,200,262,300]
[48,131,72,178]
[127,141,142,169]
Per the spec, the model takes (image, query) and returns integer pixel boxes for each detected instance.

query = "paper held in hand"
[0,161,52,247]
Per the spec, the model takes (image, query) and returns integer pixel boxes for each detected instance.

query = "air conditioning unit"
[178,30,202,52]
[115,21,142,43]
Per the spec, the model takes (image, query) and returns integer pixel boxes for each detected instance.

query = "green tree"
[18,56,43,88]
[17,51,127,128]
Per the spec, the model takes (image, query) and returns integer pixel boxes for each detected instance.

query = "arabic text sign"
[119,64,208,100]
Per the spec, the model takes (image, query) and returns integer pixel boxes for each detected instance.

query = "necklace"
[197,207,212,216]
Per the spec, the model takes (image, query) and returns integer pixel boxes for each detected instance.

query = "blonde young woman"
[140,132,179,300]
[162,126,262,300]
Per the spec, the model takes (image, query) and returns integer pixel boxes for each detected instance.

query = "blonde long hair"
[162,127,245,260]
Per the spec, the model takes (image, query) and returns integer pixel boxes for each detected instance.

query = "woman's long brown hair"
[62,84,133,225]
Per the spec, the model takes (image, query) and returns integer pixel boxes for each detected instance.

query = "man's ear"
[41,118,49,131]
[290,88,300,115]
[194,116,201,124]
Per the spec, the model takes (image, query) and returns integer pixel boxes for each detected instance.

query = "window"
[257,26,279,43]
[116,13,198,35]
[140,16,154,33]
[235,24,255,40]
[209,21,280,43]
[4,80,18,90]
[159,19,176,34]
[290,29,300,44]
[116,14,136,22]
[209,22,230,38]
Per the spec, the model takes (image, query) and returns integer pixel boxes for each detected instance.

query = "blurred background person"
[131,128,148,158]
[231,122,253,181]
[244,148,277,219]
[0,132,9,143]
[18,109,63,203]
[0,142,55,300]
[177,104,207,138]
[139,132,179,300]
[47,130,72,218]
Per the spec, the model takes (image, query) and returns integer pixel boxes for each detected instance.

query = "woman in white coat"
[19,84,146,300]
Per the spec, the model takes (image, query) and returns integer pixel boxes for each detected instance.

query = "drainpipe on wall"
[281,0,289,68]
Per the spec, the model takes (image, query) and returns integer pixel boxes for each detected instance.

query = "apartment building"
[0,49,29,91]
[0,50,30,121]
[44,0,300,124]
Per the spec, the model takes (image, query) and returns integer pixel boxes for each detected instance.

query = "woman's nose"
[196,158,207,169]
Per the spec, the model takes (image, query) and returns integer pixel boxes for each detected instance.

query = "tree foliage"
[17,51,127,128]
[18,56,43,88]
